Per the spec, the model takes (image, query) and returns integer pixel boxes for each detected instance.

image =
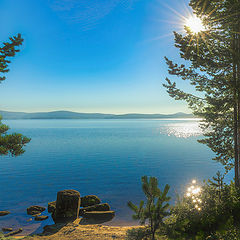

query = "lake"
[0,119,231,234]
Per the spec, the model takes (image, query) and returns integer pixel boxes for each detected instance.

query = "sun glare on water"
[186,179,202,211]
[185,15,205,33]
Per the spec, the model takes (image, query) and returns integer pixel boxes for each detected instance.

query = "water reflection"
[186,179,202,211]
[160,120,202,138]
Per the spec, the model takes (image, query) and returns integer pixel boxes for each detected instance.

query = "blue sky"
[0,0,195,114]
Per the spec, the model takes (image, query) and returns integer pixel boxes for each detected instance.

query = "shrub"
[128,176,171,240]
[165,172,240,239]
[125,227,151,240]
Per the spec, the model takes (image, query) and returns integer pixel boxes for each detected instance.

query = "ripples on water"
[0,119,227,234]
[160,119,202,138]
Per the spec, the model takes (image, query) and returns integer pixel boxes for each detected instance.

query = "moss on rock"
[80,195,101,207]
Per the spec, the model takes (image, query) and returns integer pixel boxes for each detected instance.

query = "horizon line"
[0,109,193,115]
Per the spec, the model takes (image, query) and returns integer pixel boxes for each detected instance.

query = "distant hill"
[0,110,194,120]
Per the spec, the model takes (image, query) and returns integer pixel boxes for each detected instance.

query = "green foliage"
[0,116,30,156]
[208,171,224,201]
[125,227,151,240]
[205,226,240,240]
[0,34,23,83]
[0,34,30,156]
[128,176,171,240]
[166,174,240,239]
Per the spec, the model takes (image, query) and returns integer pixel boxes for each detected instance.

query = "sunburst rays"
[185,16,205,33]
[146,0,220,59]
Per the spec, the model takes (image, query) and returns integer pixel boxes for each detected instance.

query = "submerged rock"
[43,223,66,234]
[80,211,115,224]
[79,203,110,216]
[2,227,13,232]
[35,215,49,221]
[0,211,10,216]
[27,205,46,215]
[4,228,23,237]
[83,211,115,220]
[53,189,80,223]
[80,195,101,207]
[48,201,56,213]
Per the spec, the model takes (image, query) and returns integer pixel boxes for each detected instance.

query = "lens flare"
[185,15,205,33]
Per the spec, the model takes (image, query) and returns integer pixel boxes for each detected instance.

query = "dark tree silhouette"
[0,34,30,156]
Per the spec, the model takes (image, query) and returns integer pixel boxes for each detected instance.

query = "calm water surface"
[0,119,231,234]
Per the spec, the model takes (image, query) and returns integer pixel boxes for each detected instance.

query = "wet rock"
[80,211,115,225]
[2,227,13,232]
[53,189,80,223]
[79,203,110,216]
[27,205,46,215]
[35,215,48,221]
[80,195,101,207]
[48,201,56,213]
[83,211,115,221]
[43,223,66,234]
[4,228,23,237]
[32,213,41,218]
[0,211,10,216]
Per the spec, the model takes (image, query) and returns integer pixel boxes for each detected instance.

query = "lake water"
[0,119,232,234]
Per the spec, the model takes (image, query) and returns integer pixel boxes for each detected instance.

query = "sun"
[185,16,205,33]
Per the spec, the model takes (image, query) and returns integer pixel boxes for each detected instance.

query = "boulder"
[35,215,48,221]
[48,201,56,213]
[27,205,46,215]
[79,203,110,216]
[83,211,115,220]
[0,211,10,216]
[4,228,23,237]
[53,189,80,223]
[80,195,101,207]
[2,227,13,232]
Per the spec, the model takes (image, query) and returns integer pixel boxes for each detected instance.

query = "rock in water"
[4,228,23,237]
[80,195,101,207]
[2,227,13,232]
[83,211,115,220]
[48,201,56,213]
[35,215,48,221]
[27,206,46,215]
[0,211,10,216]
[82,211,115,224]
[43,223,65,234]
[79,203,110,216]
[54,189,80,223]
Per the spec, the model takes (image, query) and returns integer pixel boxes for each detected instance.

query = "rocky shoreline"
[0,189,119,239]
[24,219,138,240]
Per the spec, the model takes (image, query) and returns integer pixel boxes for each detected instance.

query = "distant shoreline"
[0,110,196,120]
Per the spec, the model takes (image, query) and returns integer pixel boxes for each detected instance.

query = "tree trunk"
[233,32,240,186]
[151,231,155,240]
[236,2,240,187]
[234,97,239,186]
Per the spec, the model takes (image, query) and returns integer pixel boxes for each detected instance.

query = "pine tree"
[128,176,171,240]
[0,34,30,156]
[208,171,225,201]
[163,0,240,184]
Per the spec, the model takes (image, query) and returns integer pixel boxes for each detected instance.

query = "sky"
[0,0,196,114]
